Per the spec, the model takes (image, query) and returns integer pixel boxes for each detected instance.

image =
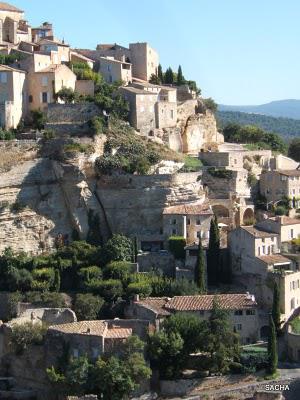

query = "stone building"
[27,64,76,111]
[119,82,177,134]
[229,225,300,325]
[126,293,259,344]
[46,319,150,360]
[0,2,31,45]
[37,38,70,64]
[260,169,300,210]
[98,56,132,84]
[0,64,26,128]
[31,22,54,43]
[162,202,213,244]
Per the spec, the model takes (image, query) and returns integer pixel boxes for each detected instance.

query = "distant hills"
[217,111,300,140]
[218,99,300,120]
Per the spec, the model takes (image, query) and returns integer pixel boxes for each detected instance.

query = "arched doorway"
[242,208,255,226]
[212,205,230,218]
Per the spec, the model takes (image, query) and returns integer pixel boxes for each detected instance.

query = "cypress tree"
[207,216,220,286]
[194,236,206,293]
[272,282,281,334]
[177,65,185,85]
[268,315,278,375]
[158,64,164,84]
[53,269,61,292]
[165,67,174,84]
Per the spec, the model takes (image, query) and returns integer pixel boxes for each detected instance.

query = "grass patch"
[64,142,94,154]
[181,155,203,172]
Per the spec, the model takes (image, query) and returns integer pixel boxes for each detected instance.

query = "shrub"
[240,349,268,372]
[85,279,123,301]
[101,234,133,265]
[0,129,15,140]
[89,116,105,135]
[63,142,94,155]
[23,291,65,308]
[74,293,104,321]
[103,261,132,281]
[32,268,55,291]
[78,266,102,288]
[55,87,78,104]
[126,282,152,299]
[10,202,26,213]
[168,236,186,260]
[7,292,22,320]
[203,97,218,113]
[10,322,47,354]
[207,168,233,179]
[275,206,288,216]
[43,129,56,140]
[31,110,46,130]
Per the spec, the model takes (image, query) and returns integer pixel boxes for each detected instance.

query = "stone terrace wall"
[47,103,100,124]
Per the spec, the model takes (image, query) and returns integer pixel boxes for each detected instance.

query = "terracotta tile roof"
[0,2,23,12]
[136,297,171,316]
[257,254,292,265]
[0,64,25,73]
[163,202,213,216]
[105,328,132,339]
[165,294,257,311]
[49,321,107,336]
[269,216,300,226]
[278,169,300,177]
[241,226,278,238]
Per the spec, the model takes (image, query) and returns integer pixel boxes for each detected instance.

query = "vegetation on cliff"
[95,117,182,175]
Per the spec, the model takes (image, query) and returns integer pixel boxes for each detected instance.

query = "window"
[234,310,243,316]
[258,247,261,256]
[246,309,255,315]
[170,109,174,119]
[196,231,201,238]
[171,219,177,225]
[73,348,79,358]
[262,245,265,254]
[291,298,296,310]
[28,95,33,103]
[0,72,7,83]
[187,218,191,225]
[42,76,48,86]
[42,92,48,103]
[290,229,294,239]
[107,65,111,71]
[196,219,201,225]
[235,324,242,331]
[172,228,177,235]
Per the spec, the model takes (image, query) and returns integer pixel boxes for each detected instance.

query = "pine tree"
[158,64,164,84]
[207,216,220,286]
[194,236,206,293]
[53,269,61,292]
[268,315,278,375]
[272,282,281,334]
[177,65,185,85]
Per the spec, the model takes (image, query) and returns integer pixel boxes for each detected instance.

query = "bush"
[89,116,105,135]
[103,261,132,281]
[78,266,102,288]
[23,291,65,308]
[63,142,94,155]
[85,279,123,301]
[240,350,268,372]
[0,129,15,140]
[275,206,288,216]
[207,168,233,179]
[31,110,46,130]
[74,293,104,321]
[101,234,133,265]
[56,87,78,104]
[7,292,22,320]
[168,236,186,260]
[32,268,55,291]
[10,322,47,354]
[126,282,152,299]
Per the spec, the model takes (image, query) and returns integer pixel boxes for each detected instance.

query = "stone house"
[229,225,300,324]
[70,50,94,69]
[162,202,213,244]
[0,2,31,45]
[0,64,26,128]
[256,216,300,246]
[98,56,132,84]
[119,82,177,134]
[259,169,300,210]
[31,22,54,43]
[37,38,70,64]
[46,319,150,360]
[126,293,259,344]
[27,64,76,111]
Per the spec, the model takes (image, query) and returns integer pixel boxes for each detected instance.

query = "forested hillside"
[217,111,300,140]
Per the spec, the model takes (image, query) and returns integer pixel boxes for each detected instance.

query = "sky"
[14,0,300,105]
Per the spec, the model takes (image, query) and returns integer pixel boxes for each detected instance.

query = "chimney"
[134,294,140,302]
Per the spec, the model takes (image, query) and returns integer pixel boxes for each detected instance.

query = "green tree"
[149,73,160,84]
[158,64,164,84]
[56,87,78,103]
[268,315,278,375]
[164,67,174,84]
[102,234,133,265]
[207,216,220,286]
[194,236,206,293]
[147,331,184,379]
[168,236,186,260]
[86,210,102,247]
[206,298,240,374]
[30,110,46,130]
[177,65,185,85]
[272,282,281,333]
[204,97,218,113]
[288,138,300,162]
[74,293,104,320]
[53,269,61,292]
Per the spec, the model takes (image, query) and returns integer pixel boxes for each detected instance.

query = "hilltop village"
[0,2,300,400]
